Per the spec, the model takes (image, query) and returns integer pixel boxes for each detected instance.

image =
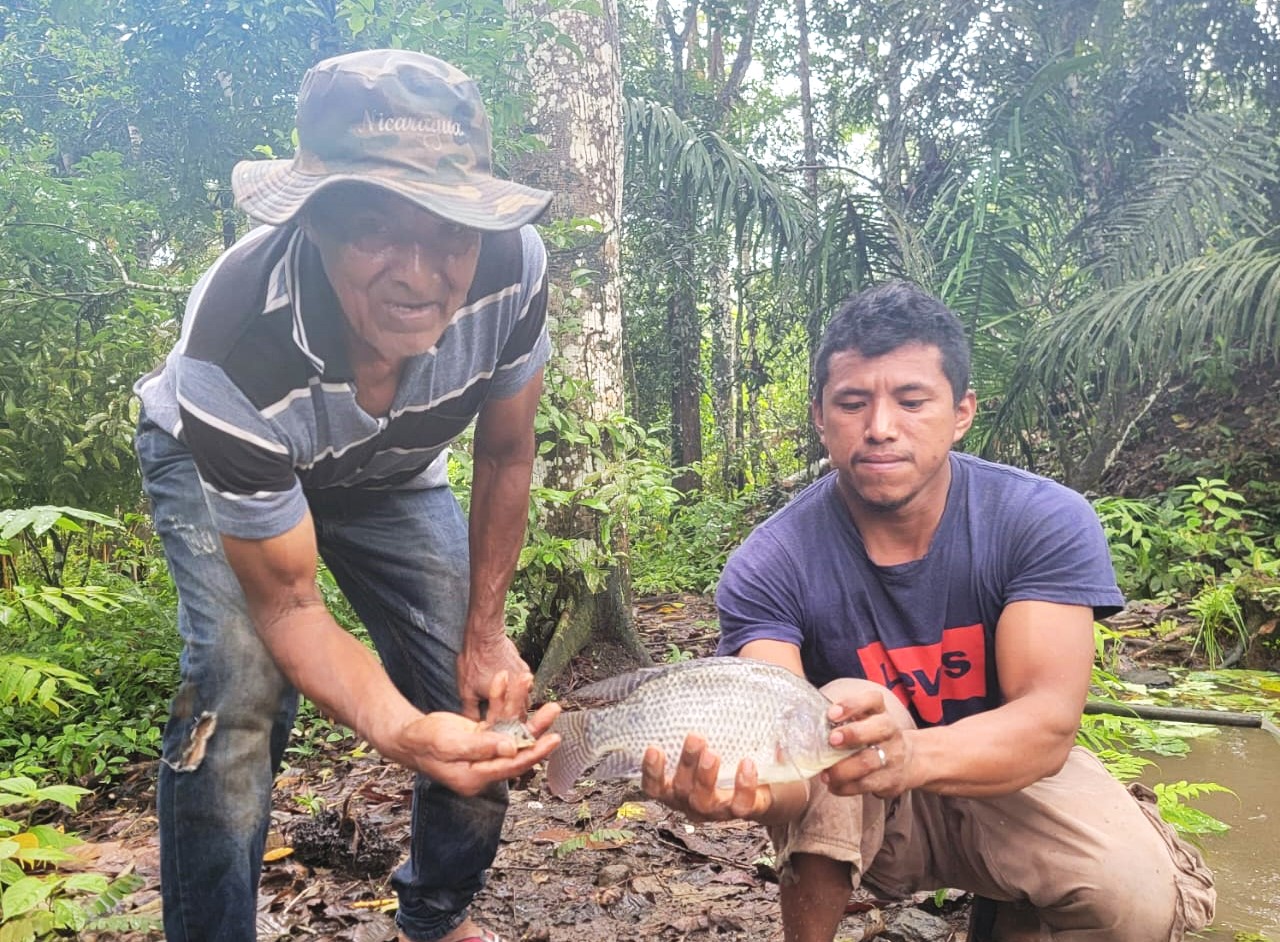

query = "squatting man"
[640,281,1217,942]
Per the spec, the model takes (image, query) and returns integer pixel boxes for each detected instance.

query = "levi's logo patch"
[856,623,987,724]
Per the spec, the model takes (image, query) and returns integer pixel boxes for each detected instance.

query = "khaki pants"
[768,747,1215,941]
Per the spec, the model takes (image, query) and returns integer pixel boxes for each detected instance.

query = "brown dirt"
[1097,358,1280,505]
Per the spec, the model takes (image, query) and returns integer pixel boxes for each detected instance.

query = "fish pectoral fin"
[593,750,643,783]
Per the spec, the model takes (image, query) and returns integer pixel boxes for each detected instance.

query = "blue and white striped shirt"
[135,222,549,539]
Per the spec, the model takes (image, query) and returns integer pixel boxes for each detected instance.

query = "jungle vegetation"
[2,0,1279,933]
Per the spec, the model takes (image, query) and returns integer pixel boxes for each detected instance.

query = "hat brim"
[231,159,552,232]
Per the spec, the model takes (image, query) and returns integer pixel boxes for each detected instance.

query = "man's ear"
[811,398,825,437]
[953,389,977,443]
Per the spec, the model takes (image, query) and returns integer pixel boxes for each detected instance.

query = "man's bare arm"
[222,516,559,794]
[456,368,544,718]
[824,599,1095,799]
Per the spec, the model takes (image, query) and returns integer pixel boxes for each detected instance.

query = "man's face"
[812,343,975,516]
[302,186,482,363]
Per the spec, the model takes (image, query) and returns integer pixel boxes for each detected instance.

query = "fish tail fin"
[545,710,593,799]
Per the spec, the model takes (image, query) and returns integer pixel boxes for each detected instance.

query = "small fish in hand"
[486,717,537,749]
[545,657,859,798]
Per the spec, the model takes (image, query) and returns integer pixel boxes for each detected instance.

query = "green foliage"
[1153,780,1234,838]
[1097,478,1279,665]
[661,643,693,664]
[1087,748,1156,782]
[0,657,94,719]
[1188,583,1248,669]
[1078,712,1196,761]
[630,490,752,595]
[287,704,358,763]
[1095,477,1276,600]
[1,506,174,784]
[552,826,635,858]
[449,369,689,635]
[0,505,167,933]
[0,775,148,939]
[292,791,326,816]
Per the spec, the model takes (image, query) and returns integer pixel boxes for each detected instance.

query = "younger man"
[642,281,1215,941]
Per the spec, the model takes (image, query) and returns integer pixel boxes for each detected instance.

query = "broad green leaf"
[1,875,53,919]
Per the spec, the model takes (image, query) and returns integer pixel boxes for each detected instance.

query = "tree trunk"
[708,254,737,486]
[668,271,704,493]
[516,0,651,692]
[795,0,825,472]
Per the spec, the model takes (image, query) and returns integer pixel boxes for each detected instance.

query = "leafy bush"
[1098,478,1280,664]
[1095,477,1274,599]
[1153,781,1235,838]
[1,507,176,785]
[0,778,150,939]
[630,490,753,595]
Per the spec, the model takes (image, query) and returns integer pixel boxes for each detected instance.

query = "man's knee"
[1035,860,1178,941]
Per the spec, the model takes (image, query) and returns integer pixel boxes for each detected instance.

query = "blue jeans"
[136,416,507,942]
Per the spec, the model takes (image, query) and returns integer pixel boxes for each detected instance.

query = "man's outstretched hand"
[385,670,561,795]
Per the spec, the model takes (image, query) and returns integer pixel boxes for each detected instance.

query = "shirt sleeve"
[175,356,308,540]
[1003,481,1125,619]
[715,529,809,656]
[488,225,551,399]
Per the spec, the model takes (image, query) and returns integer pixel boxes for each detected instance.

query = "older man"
[134,50,559,942]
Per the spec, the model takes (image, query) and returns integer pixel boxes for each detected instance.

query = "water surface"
[1143,726,1280,938]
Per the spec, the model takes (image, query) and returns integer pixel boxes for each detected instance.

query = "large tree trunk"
[516,0,650,692]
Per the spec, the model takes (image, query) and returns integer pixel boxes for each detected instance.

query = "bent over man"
[643,281,1216,941]
[135,50,560,942]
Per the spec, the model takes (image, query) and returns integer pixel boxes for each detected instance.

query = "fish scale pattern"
[546,657,856,798]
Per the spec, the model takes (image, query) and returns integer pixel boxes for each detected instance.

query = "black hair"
[811,280,971,402]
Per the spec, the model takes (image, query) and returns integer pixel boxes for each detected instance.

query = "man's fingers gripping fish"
[545,657,859,799]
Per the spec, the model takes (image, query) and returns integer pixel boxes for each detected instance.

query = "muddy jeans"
[769,702,1216,941]
[137,416,505,942]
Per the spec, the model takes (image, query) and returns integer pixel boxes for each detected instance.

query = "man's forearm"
[466,447,534,637]
[255,598,421,757]
[906,693,1081,797]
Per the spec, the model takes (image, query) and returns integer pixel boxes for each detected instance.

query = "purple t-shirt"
[716,452,1123,727]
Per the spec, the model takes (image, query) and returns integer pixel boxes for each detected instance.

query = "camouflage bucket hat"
[231,49,552,231]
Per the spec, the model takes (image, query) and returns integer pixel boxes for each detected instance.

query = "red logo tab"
[856,623,987,724]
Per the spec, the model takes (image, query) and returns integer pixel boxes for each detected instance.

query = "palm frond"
[623,97,809,256]
[1084,112,1277,288]
[801,184,896,315]
[1002,233,1280,421]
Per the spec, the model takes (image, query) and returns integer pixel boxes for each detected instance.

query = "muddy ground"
[57,590,1239,942]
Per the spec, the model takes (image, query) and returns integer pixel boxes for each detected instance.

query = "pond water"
[1142,724,1280,939]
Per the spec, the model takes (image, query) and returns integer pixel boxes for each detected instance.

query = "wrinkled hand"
[640,734,774,823]
[821,688,914,799]
[390,671,560,796]
[457,630,532,720]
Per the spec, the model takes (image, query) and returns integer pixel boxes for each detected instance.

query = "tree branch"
[3,222,189,296]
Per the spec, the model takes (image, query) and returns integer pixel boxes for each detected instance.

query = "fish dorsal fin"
[569,665,672,703]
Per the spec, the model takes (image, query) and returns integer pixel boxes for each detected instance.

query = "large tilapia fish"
[545,657,857,799]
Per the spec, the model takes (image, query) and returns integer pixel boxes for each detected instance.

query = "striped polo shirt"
[135,222,549,540]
